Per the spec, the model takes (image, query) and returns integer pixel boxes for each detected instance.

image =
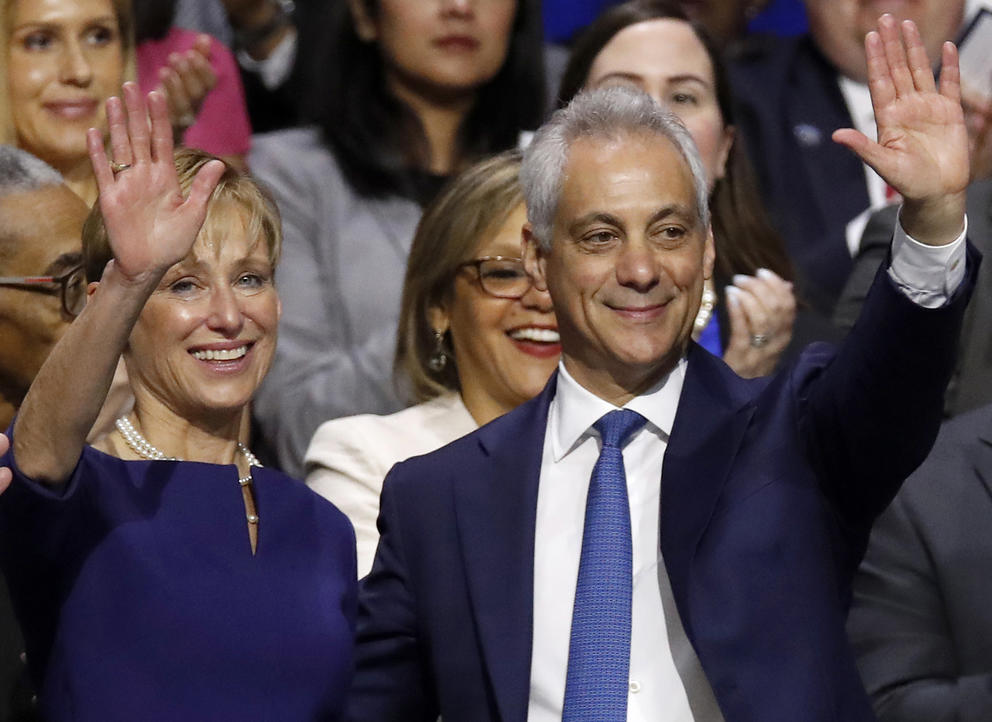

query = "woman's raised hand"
[87,82,225,286]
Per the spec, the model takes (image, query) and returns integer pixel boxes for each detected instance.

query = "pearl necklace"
[114,416,262,524]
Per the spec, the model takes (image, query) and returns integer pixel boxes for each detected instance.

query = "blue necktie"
[562,408,647,721]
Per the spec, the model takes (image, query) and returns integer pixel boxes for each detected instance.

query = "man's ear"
[522,223,549,293]
[347,0,377,42]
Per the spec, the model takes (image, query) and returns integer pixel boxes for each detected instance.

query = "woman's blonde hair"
[395,150,524,403]
[82,148,282,283]
[0,0,137,145]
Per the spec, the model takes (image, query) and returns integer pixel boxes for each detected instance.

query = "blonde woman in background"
[1,0,214,206]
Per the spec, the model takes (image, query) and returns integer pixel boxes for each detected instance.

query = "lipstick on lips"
[508,326,561,359]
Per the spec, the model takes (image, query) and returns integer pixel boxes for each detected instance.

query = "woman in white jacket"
[305,152,561,576]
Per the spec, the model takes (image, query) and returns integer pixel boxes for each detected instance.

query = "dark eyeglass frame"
[0,265,87,317]
[456,255,532,299]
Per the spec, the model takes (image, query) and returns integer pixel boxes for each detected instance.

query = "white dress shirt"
[526,219,967,722]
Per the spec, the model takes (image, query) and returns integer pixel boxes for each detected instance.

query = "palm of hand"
[100,164,204,283]
[89,85,224,286]
[875,92,970,201]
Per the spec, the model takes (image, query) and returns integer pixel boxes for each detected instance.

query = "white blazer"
[305,393,477,577]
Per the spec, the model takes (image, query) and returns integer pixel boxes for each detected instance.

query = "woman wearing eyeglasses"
[305,151,559,577]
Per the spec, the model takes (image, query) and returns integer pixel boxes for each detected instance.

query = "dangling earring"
[428,329,448,372]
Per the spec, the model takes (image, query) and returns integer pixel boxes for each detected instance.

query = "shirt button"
[629,680,641,694]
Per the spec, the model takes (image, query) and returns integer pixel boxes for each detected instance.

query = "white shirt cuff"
[236,27,297,90]
[886,210,968,308]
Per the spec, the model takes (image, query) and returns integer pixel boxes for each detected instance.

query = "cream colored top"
[304,393,477,577]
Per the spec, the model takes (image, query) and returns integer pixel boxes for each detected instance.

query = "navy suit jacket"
[348,253,977,722]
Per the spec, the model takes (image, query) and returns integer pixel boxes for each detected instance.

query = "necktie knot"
[594,409,647,449]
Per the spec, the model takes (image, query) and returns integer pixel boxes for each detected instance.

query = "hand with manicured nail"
[722,268,796,378]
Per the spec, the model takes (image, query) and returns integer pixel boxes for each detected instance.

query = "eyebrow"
[595,71,711,87]
[569,205,695,236]
[12,15,118,31]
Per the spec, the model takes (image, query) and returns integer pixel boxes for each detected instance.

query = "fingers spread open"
[88,127,114,190]
[865,31,896,115]
[146,90,174,164]
[122,82,151,164]
[938,41,961,104]
[184,159,226,213]
[106,95,131,167]
[880,15,914,98]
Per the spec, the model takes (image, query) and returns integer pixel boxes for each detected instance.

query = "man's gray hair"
[520,86,710,249]
[0,145,64,197]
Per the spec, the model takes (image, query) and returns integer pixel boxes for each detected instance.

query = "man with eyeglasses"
[0,146,89,432]
[0,145,85,722]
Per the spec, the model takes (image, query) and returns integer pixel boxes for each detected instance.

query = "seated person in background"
[250,0,547,477]
[848,402,992,721]
[0,86,355,720]
[558,0,801,377]
[306,151,559,577]
[134,0,252,170]
[729,0,967,318]
[0,146,87,429]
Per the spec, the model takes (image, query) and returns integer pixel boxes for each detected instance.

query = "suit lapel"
[454,377,555,721]
[661,347,755,636]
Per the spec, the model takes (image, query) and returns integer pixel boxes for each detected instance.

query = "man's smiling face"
[525,131,714,403]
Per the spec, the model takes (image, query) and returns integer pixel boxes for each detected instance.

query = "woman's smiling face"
[7,0,125,167]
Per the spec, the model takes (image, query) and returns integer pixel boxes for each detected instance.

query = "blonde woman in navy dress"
[0,84,355,720]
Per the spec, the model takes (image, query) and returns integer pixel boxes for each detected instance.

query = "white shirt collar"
[549,358,687,462]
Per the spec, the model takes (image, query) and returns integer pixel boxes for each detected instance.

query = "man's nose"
[614,238,660,292]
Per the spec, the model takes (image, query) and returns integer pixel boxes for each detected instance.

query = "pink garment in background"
[137,28,252,158]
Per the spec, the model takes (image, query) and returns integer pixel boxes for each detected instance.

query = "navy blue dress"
[0,435,356,721]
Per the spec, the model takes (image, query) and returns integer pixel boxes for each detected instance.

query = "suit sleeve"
[833,205,900,331]
[797,244,978,535]
[346,468,439,722]
[848,493,992,722]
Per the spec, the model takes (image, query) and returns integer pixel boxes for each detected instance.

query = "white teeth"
[509,328,560,343]
[191,346,248,361]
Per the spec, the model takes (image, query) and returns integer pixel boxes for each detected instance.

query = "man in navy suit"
[348,16,977,721]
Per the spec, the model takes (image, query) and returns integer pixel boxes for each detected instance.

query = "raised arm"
[833,15,969,246]
[12,84,224,484]
[800,17,976,527]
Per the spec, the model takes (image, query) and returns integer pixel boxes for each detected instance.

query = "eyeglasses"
[457,256,532,299]
[0,265,87,317]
